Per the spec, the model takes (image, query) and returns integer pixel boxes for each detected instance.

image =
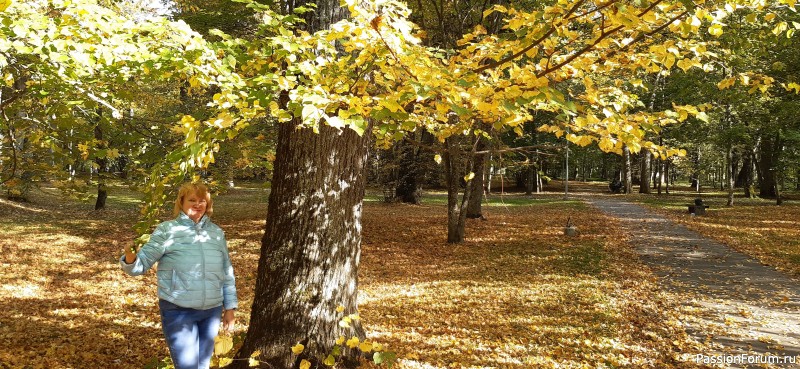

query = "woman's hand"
[222,309,236,333]
[116,240,137,264]
[124,249,136,264]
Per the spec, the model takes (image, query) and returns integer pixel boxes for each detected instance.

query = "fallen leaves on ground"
[0,185,714,368]
[358,194,711,368]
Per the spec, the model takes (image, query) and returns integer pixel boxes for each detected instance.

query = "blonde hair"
[173,182,213,218]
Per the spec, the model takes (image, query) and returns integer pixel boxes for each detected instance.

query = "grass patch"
[555,241,606,276]
[365,189,588,209]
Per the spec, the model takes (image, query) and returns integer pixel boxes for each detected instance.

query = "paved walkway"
[588,197,800,368]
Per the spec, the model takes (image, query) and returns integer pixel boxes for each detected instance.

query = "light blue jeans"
[159,300,222,369]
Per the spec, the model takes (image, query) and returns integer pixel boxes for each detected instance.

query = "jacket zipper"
[197,222,206,308]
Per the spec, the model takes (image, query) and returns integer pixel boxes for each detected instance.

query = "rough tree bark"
[758,132,782,199]
[394,131,433,204]
[444,135,472,243]
[691,148,701,192]
[524,165,534,196]
[736,149,757,197]
[394,139,423,204]
[622,146,632,194]
[235,121,369,369]
[466,138,486,219]
[657,158,663,195]
[639,150,651,194]
[94,111,108,210]
[726,146,735,206]
[233,1,367,368]
[796,168,800,191]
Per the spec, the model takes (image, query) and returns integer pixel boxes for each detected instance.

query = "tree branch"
[472,0,587,75]
[76,86,123,119]
[474,143,559,155]
[535,0,671,79]
[568,0,619,22]
[600,9,690,62]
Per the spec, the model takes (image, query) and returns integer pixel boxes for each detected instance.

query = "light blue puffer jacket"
[120,212,238,311]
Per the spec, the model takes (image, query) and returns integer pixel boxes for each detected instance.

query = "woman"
[121,182,237,369]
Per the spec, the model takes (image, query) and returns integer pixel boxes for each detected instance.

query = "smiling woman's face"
[182,192,208,222]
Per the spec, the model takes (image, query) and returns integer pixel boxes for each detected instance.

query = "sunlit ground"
[0,182,718,368]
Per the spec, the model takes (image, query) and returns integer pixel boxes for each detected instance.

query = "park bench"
[608,179,623,193]
[383,186,395,203]
[688,198,709,215]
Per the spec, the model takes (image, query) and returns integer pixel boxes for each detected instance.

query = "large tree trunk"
[742,151,757,198]
[235,122,369,368]
[235,2,364,368]
[444,136,471,243]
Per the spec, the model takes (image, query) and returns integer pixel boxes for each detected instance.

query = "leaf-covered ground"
[0,184,715,368]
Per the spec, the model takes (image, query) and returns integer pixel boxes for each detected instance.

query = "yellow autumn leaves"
[0,0,10,12]
[289,305,395,368]
[214,335,260,367]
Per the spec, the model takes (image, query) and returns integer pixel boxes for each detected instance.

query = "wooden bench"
[688,199,709,215]
[382,186,395,203]
[687,204,709,215]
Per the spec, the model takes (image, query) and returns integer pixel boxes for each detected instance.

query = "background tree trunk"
[657,158,663,195]
[394,139,422,204]
[639,151,651,194]
[796,168,800,191]
[734,154,749,187]
[94,113,108,210]
[727,147,735,206]
[524,165,534,195]
[466,139,486,219]
[444,135,471,243]
[758,132,781,198]
[622,146,632,194]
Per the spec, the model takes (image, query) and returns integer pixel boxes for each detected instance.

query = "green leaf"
[450,103,469,116]
[374,351,397,367]
[347,116,366,136]
[678,0,696,10]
